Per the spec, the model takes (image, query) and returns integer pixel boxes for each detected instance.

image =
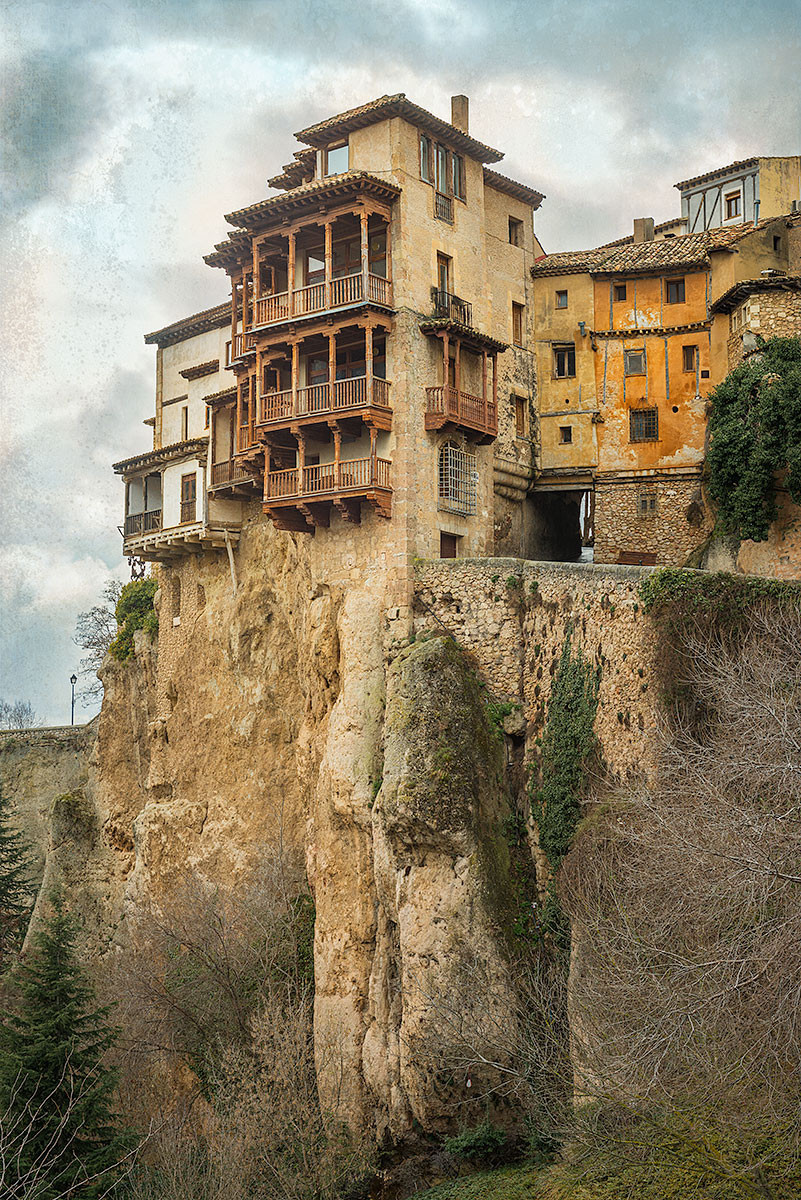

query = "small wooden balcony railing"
[124,510,162,538]
[264,456,391,500]
[434,192,453,223]
[210,460,250,487]
[425,385,498,437]
[180,499,197,525]
[258,376,391,425]
[431,288,473,327]
[250,272,392,330]
[238,418,258,452]
[233,332,256,358]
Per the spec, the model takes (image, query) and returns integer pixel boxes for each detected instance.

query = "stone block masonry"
[594,475,713,567]
[414,557,664,781]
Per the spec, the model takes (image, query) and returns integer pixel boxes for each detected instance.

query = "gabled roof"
[674,157,759,191]
[295,93,503,164]
[531,217,789,280]
[709,273,801,314]
[483,167,544,209]
[144,302,231,347]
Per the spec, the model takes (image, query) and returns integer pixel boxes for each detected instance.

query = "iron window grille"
[630,407,659,442]
[438,443,477,515]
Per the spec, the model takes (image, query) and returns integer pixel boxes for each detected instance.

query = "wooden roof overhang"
[295,93,503,164]
[483,167,544,209]
[113,437,208,477]
[590,319,712,339]
[419,318,508,355]
[225,172,400,232]
[203,385,237,408]
[144,303,231,347]
[246,308,394,352]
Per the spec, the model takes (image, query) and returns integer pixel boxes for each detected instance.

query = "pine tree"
[0,892,133,1198]
[0,785,34,970]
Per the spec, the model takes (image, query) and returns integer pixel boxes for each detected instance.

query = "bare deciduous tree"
[73,580,123,703]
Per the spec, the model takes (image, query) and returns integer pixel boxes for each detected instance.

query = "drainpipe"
[753,199,760,228]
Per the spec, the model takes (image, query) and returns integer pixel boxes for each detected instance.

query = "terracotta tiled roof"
[418,318,508,353]
[144,303,231,347]
[483,167,544,208]
[531,217,789,279]
[268,147,317,191]
[295,94,503,164]
[222,171,401,231]
[113,437,208,475]
[674,157,759,190]
[709,273,801,314]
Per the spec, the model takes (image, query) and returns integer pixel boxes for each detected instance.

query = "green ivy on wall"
[707,336,801,542]
[109,579,158,661]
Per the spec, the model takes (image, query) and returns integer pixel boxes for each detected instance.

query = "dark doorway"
[440,532,459,559]
[525,491,584,561]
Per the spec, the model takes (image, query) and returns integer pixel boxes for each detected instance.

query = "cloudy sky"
[2,0,800,724]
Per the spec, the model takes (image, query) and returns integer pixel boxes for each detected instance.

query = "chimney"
[633,217,655,244]
[451,95,469,133]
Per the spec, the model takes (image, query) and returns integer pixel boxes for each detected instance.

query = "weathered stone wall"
[593,474,713,566]
[727,289,801,367]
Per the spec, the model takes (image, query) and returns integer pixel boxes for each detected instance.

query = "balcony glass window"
[333,238,360,278]
[325,143,348,175]
[336,346,365,380]
[373,336,387,380]
[369,233,387,277]
[308,357,328,386]
[305,250,325,286]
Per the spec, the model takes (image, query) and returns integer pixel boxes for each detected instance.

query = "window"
[559,425,573,444]
[180,473,197,524]
[440,532,459,559]
[553,344,576,377]
[509,217,524,247]
[420,135,433,183]
[325,142,348,175]
[514,395,527,437]
[437,253,452,296]
[725,191,741,219]
[332,238,360,279]
[682,345,698,372]
[205,404,210,429]
[666,277,685,304]
[438,442,477,515]
[512,302,525,347]
[368,231,387,278]
[305,248,325,285]
[614,284,627,302]
[451,153,465,201]
[624,348,645,376]
[630,407,659,442]
[181,405,189,440]
[638,487,658,516]
[308,356,328,386]
[555,289,568,309]
[773,235,782,253]
[436,143,449,194]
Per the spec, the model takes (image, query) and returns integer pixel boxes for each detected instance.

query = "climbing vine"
[706,336,801,542]
[639,568,801,639]
[109,579,158,661]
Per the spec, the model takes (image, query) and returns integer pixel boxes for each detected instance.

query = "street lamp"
[70,674,77,726]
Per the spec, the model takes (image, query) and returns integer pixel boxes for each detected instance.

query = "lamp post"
[70,674,77,726]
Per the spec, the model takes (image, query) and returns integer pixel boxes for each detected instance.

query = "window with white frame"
[438,442,477,515]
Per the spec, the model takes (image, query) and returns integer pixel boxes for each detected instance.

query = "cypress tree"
[0,892,133,1198]
[0,784,34,970]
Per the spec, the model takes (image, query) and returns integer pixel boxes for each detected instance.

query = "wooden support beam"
[366,325,373,408]
[360,209,369,301]
[291,341,299,417]
[324,220,333,310]
[288,231,296,316]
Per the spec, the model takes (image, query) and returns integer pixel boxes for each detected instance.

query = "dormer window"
[325,142,349,175]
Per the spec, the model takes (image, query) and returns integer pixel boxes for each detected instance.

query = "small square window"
[682,345,697,372]
[666,278,685,304]
[559,425,573,444]
[553,344,576,378]
[325,142,349,175]
[773,235,782,253]
[725,191,741,220]
[514,395,527,437]
[512,302,525,346]
[630,407,659,442]
[638,488,658,516]
[509,217,524,247]
[624,349,645,376]
[555,289,568,309]
[440,532,459,559]
[614,284,627,302]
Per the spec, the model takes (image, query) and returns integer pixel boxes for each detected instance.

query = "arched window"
[438,442,477,515]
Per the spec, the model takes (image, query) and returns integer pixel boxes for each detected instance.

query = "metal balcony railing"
[431,288,473,327]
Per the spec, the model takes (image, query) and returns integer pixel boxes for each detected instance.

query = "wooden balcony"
[258,376,392,429]
[210,459,250,487]
[124,510,162,537]
[425,385,498,443]
[232,332,256,359]
[263,456,392,530]
[251,273,392,330]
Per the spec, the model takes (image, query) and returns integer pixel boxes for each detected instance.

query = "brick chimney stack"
[633,217,655,244]
[451,95,469,133]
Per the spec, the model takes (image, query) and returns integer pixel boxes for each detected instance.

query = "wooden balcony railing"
[238,420,258,451]
[233,332,256,358]
[431,288,473,327]
[180,499,197,524]
[258,377,391,424]
[434,192,454,223]
[425,385,497,436]
[248,273,393,331]
[210,460,250,487]
[264,456,391,499]
[124,510,162,537]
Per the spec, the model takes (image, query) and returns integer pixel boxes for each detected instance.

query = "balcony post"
[366,323,374,407]
[328,330,336,408]
[288,231,296,316]
[324,220,333,310]
[291,341,299,417]
[255,347,262,425]
[442,331,449,394]
[243,269,250,331]
[369,425,377,483]
[333,423,341,490]
[252,235,259,302]
[297,431,306,496]
[230,280,237,348]
[360,209,369,302]
[385,216,392,288]
[236,377,243,452]
[482,349,488,424]
[454,337,461,399]
[492,352,498,414]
